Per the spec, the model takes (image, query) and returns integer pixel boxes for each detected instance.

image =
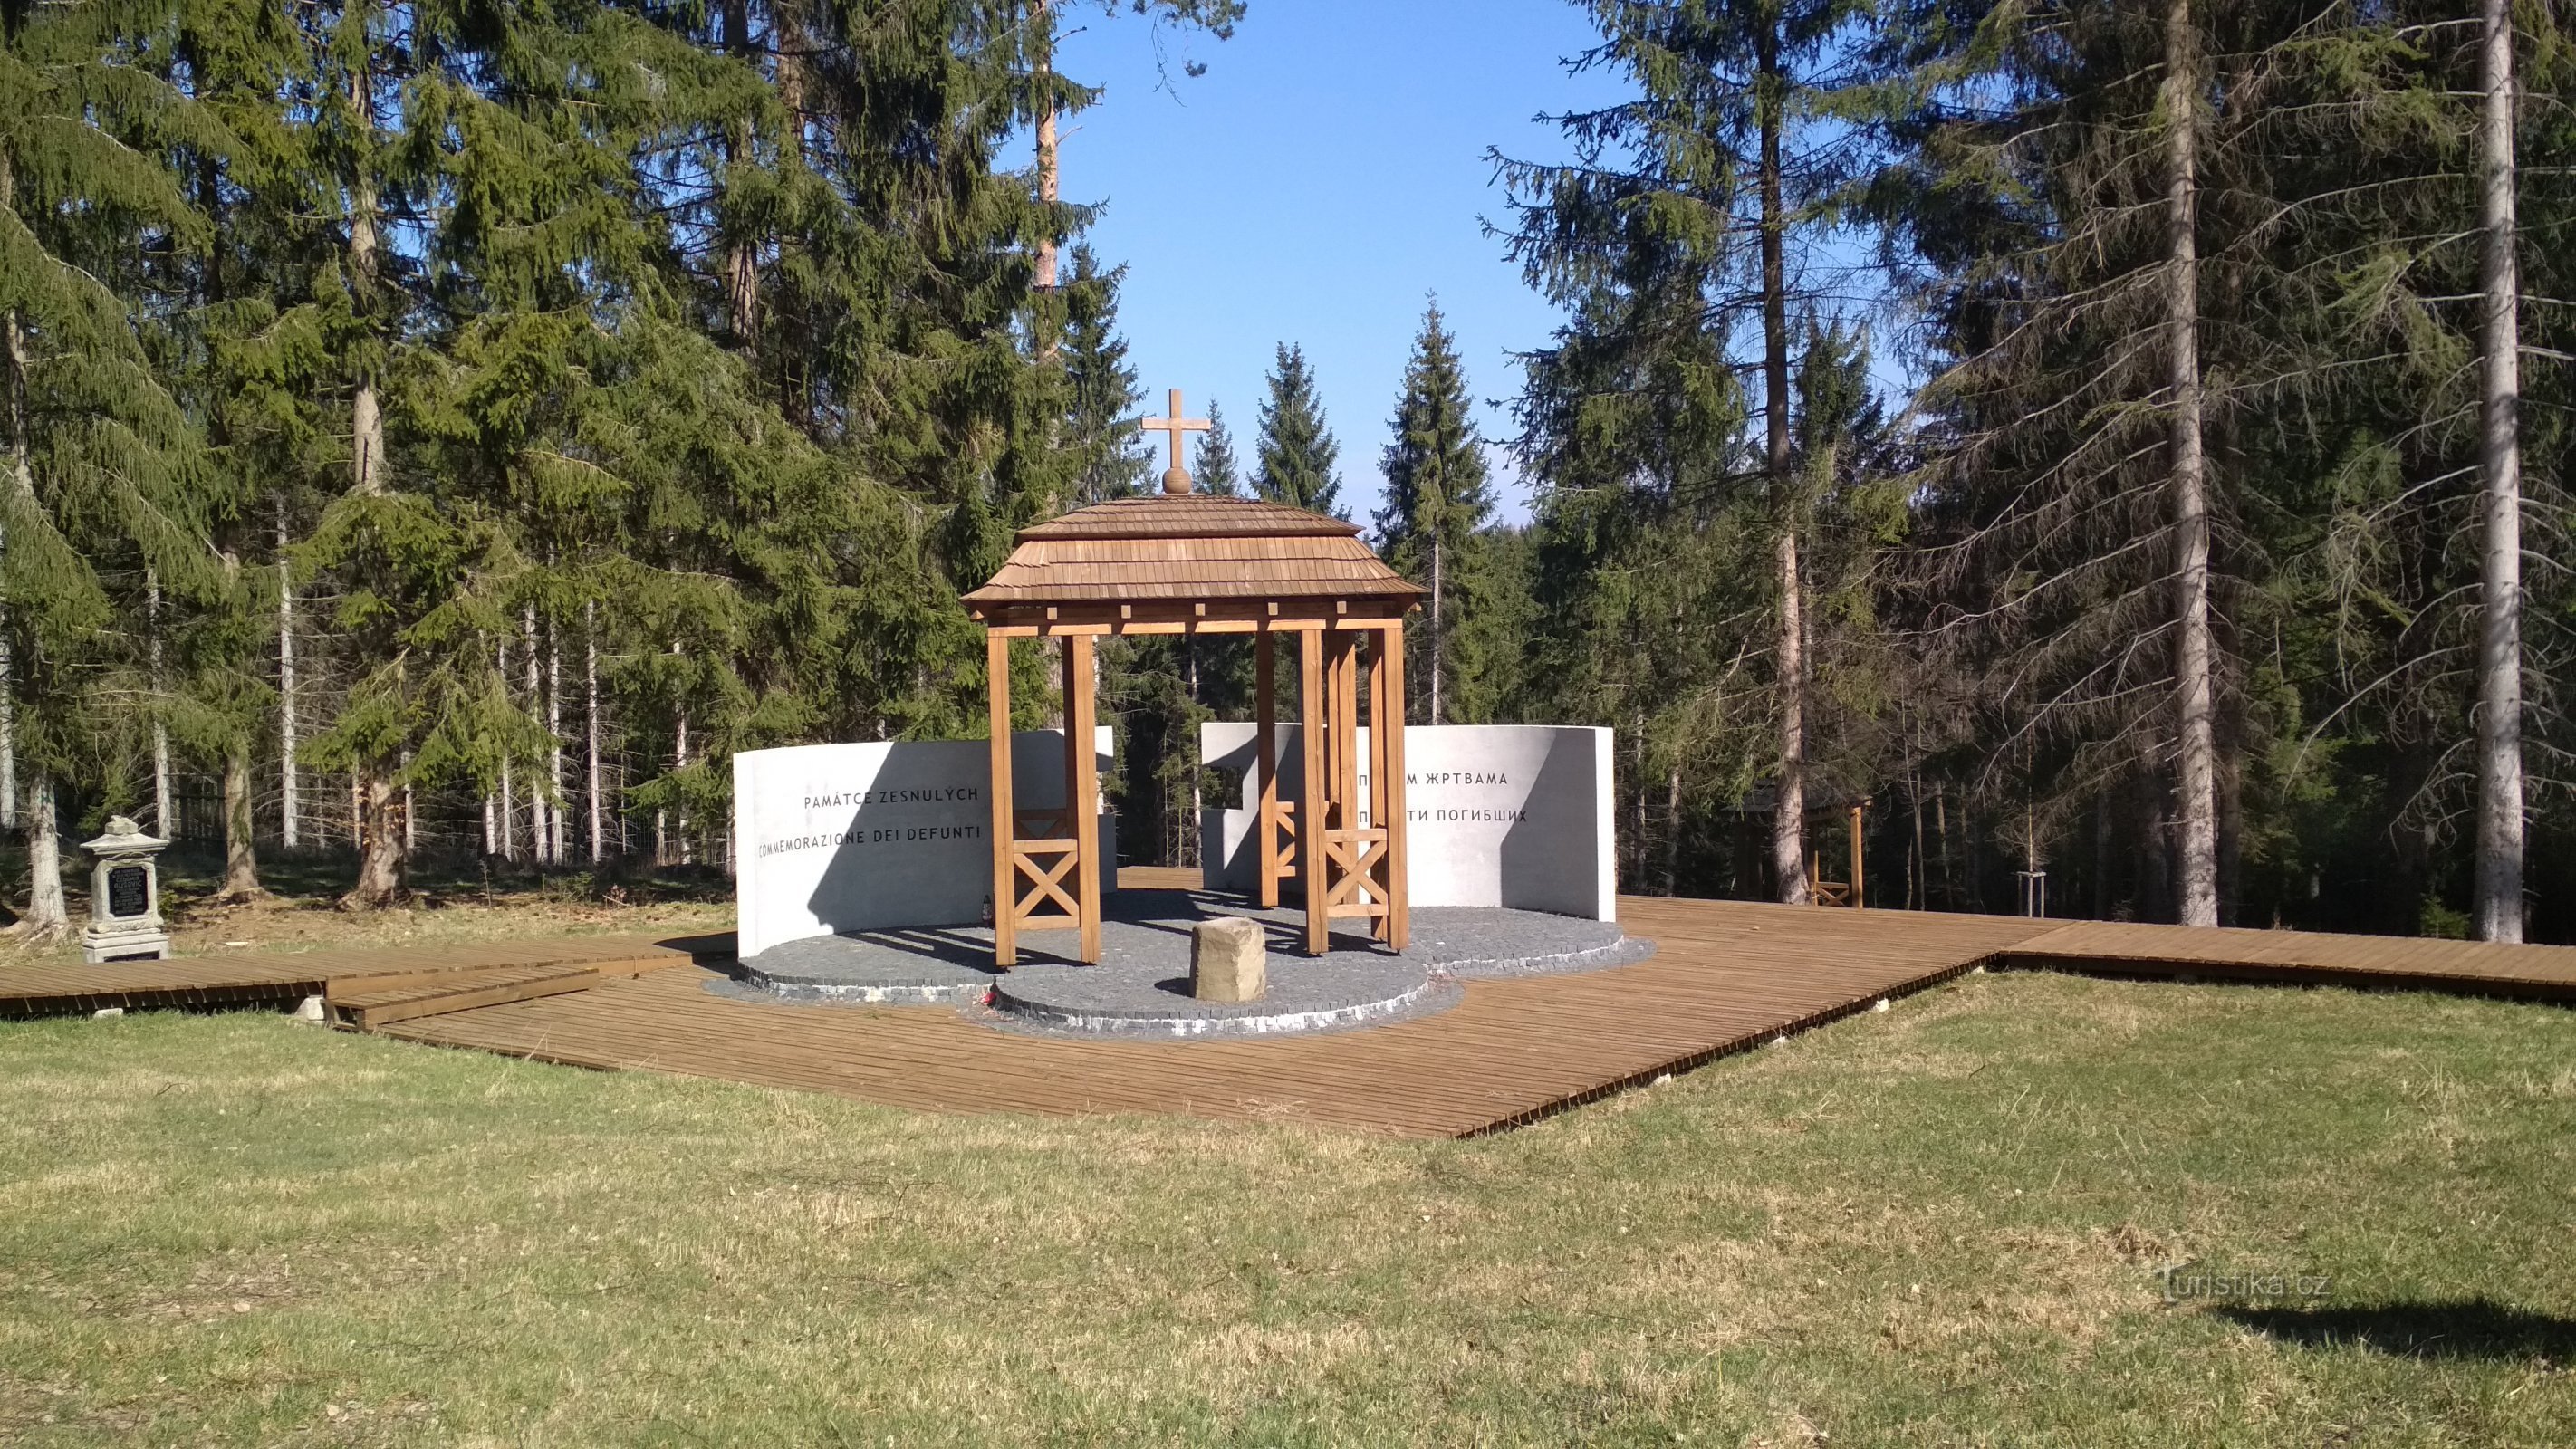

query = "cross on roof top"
[1139,388,1211,495]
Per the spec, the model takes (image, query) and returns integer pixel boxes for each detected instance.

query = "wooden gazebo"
[962,390,1427,967]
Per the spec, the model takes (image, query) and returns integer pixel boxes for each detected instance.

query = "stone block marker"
[1191,917,1267,1003]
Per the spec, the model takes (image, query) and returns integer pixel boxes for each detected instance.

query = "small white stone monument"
[82,816,171,964]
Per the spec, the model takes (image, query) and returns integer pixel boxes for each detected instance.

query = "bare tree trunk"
[775,6,807,153]
[347,52,384,503]
[1966,801,1988,913]
[277,497,298,849]
[771,8,810,424]
[547,619,564,862]
[1428,533,1445,724]
[2217,751,2243,925]
[18,772,65,938]
[1632,739,1648,891]
[725,246,759,351]
[2138,731,2174,921]
[721,0,761,350]
[350,389,382,497]
[2095,785,2114,918]
[586,599,602,863]
[1664,763,1681,897]
[341,768,404,908]
[2472,0,2524,943]
[1758,26,1807,907]
[218,743,264,898]
[1183,635,1202,868]
[1034,0,1060,295]
[1773,536,1808,906]
[0,631,14,831]
[670,634,692,866]
[496,639,517,861]
[349,760,401,898]
[675,700,692,867]
[1,221,19,833]
[148,570,169,833]
[524,602,548,866]
[341,51,405,907]
[2162,0,2220,928]
[1909,763,1926,912]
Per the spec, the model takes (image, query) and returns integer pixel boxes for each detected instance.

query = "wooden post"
[1366,629,1392,943]
[1382,621,1409,952]
[1255,629,1279,909]
[1319,637,1342,837]
[1330,632,1361,935]
[987,631,1016,967]
[1350,633,1370,931]
[1850,801,1865,910]
[1067,633,1103,962]
[1333,635,1360,830]
[1299,628,1329,955]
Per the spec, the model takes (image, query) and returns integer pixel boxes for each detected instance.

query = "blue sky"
[1042,1,1629,527]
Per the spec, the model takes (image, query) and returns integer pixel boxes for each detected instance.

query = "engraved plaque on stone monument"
[108,864,150,919]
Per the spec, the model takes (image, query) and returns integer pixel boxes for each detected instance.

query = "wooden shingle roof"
[964,494,1428,610]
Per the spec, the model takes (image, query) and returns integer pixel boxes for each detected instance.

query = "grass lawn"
[2,968,2571,1446]
[0,842,735,967]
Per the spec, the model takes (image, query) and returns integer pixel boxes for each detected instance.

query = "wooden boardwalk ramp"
[324,957,697,1031]
[2013,918,2576,998]
[0,933,724,1019]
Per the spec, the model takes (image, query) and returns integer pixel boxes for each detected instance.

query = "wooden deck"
[379,897,2057,1137]
[0,933,723,1018]
[11,875,2574,1137]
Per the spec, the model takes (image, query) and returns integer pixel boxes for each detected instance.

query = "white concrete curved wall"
[733,729,1115,958]
[1199,723,1616,921]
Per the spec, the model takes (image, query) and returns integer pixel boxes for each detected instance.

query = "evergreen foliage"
[1374,301,1497,724]
[2,0,218,932]
[1192,402,1243,498]
[1252,343,1343,517]
[5,0,2570,942]
[1062,245,1150,504]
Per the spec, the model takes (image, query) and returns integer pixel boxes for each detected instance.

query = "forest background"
[4,0,2567,944]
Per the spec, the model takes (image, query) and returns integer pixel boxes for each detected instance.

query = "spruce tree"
[1192,402,1244,497]
[1496,0,1892,902]
[1186,403,1254,723]
[1062,245,1149,503]
[1,0,215,936]
[155,0,315,899]
[1253,344,1343,517]
[1374,301,1495,724]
